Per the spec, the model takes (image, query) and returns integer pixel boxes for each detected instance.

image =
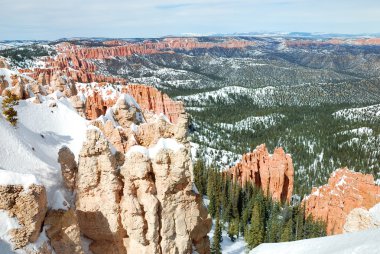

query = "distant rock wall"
[228,144,294,203]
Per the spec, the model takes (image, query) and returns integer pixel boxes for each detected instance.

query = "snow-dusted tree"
[2,90,19,127]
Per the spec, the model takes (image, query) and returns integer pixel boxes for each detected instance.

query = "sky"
[0,0,379,40]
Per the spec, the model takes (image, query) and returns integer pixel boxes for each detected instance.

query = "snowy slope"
[0,97,87,207]
[250,228,380,254]
[333,104,380,122]
[175,86,275,106]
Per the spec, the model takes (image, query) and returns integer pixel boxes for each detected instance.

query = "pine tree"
[207,168,216,217]
[2,91,19,127]
[247,201,264,249]
[227,218,239,242]
[266,203,280,242]
[212,215,222,254]
[280,219,293,242]
[212,200,222,254]
[194,159,207,195]
[294,205,305,240]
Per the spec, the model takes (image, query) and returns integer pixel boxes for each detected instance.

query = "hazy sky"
[1,0,379,40]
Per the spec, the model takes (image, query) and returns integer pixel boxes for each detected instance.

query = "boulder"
[0,184,47,249]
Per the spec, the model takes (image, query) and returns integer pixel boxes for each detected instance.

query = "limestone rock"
[120,140,211,254]
[58,146,78,191]
[343,203,380,233]
[0,184,47,249]
[127,84,185,124]
[69,95,86,118]
[44,209,84,254]
[303,168,380,235]
[343,208,375,233]
[228,144,294,203]
[76,128,126,253]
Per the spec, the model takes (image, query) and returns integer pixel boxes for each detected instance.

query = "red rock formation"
[303,167,380,235]
[25,37,255,85]
[54,38,256,61]
[228,144,294,203]
[127,84,185,123]
[75,83,184,123]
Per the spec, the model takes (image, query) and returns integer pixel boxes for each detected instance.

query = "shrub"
[2,90,19,126]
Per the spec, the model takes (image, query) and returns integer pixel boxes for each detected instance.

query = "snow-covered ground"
[190,142,241,169]
[0,97,87,207]
[250,228,380,254]
[0,95,89,252]
[208,222,247,254]
[175,86,275,106]
[217,113,285,131]
[333,104,380,122]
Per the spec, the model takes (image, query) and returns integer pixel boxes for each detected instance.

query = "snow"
[333,104,380,122]
[176,86,275,107]
[126,138,184,159]
[0,211,21,239]
[0,97,87,208]
[0,211,21,252]
[208,220,247,254]
[51,189,70,210]
[0,170,39,190]
[217,114,285,131]
[190,142,241,169]
[337,127,373,136]
[369,203,380,224]
[250,228,380,254]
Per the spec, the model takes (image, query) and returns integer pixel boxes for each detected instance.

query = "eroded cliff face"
[303,168,380,235]
[228,144,294,203]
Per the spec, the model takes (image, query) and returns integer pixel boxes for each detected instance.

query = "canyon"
[1,35,380,253]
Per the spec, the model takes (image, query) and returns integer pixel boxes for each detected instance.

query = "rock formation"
[127,84,185,124]
[228,144,294,203]
[75,128,126,254]
[58,146,78,191]
[44,209,84,254]
[303,168,380,235]
[70,107,211,253]
[343,203,380,233]
[0,184,47,249]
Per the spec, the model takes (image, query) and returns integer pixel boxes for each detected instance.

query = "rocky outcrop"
[44,209,84,254]
[127,84,185,124]
[72,108,211,253]
[0,57,10,69]
[73,83,184,123]
[0,184,47,249]
[58,146,78,191]
[303,168,380,235]
[228,144,294,203]
[75,128,126,253]
[343,203,380,233]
